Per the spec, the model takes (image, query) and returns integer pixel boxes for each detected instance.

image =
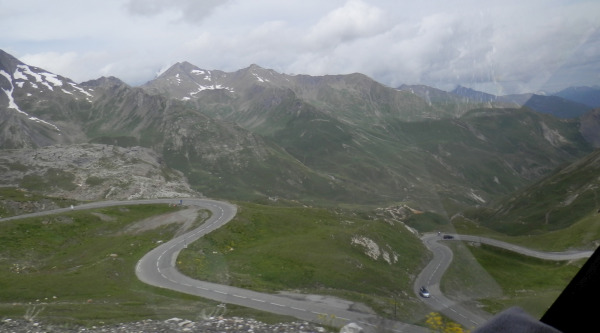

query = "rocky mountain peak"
[158,61,202,78]
[245,63,271,75]
[0,50,93,102]
[230,63,292,88]
[0,49,25,74]
[451,85,498,103]
[0,50,95,149]
[1,48,598,211]
[142,61,234,99]
[81,76,128,89]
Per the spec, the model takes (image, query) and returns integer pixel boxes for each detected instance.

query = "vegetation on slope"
[177,202,431,321]
[454,211,600,252]
[0,203,289,325]
[442,243,584,318]
[460,148,600,237]
[0,187,77,218]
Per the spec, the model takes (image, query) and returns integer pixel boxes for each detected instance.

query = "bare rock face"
[580,108,600,148]
[0,144,198,201]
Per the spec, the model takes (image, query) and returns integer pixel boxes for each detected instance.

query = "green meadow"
[0,203,291,326]
[442,242,584,318]
[177,202,431,321]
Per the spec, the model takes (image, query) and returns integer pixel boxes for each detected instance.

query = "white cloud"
[20,52,78,74]
[1,0,598,93]
[19,52,108,83]
[303,0,389,50]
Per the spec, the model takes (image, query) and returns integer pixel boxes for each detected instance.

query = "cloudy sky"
[1,0,599,94]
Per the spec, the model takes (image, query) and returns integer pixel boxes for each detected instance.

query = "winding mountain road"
[133,198,426,333]
[413,233,594,329]
[3,199,594,332]
[0,198,426,333]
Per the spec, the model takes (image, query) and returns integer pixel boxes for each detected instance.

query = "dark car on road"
[443,235,454,239]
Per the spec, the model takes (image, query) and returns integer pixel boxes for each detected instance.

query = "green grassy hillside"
[461,148,600,237]
[177,202,431,321]
[454,211,600,252]
[0,196,433,324]
[0,203,289,325]
[443,149,600,319]
[442,243,584,318]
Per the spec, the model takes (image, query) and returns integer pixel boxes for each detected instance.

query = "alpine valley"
[3,47,600,328]
[1,49,598,215]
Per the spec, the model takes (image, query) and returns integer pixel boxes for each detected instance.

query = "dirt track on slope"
[121,207,207,236]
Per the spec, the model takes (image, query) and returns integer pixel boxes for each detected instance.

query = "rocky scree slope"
[2,50,600,211]
[0,317,326,333]
[0,144,196,201]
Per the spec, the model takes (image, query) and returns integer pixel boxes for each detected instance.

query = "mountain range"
[1,49,599,216]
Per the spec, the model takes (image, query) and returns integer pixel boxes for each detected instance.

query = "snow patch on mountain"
[12,65,93,101]
[0,69,61,132]
[253,73,269,83]
[15,64,42,82]
[7,62,93,102]
[40,80,54,91]
[191,69,212,82]
[188,81,234,97]
[1,70,22,111]
[68,82,94,101]
[13,64,65,91]
[40,72,63,87]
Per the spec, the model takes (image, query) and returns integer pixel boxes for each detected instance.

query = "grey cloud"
[303,0,390,50]
[4,0,598,94]
[126,0,232,22]
[543,28,600,91]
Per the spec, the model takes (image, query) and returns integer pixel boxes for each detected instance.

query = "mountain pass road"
[3,199,593,332]
[0,198,427,333]
[414,232,593,329]
[133,198,427,333]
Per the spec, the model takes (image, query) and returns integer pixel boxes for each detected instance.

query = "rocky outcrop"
[0,317,327,333]
[0,144,197,201]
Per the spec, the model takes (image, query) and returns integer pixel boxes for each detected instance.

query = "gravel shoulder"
[121,207,206,236]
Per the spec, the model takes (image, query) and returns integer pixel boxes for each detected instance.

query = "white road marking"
[291,307,306,312]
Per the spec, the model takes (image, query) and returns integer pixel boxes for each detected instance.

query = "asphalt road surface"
[414,232,593,329]
[1,198,427,333]
[4,199,593,332]
[133,198,427,333]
